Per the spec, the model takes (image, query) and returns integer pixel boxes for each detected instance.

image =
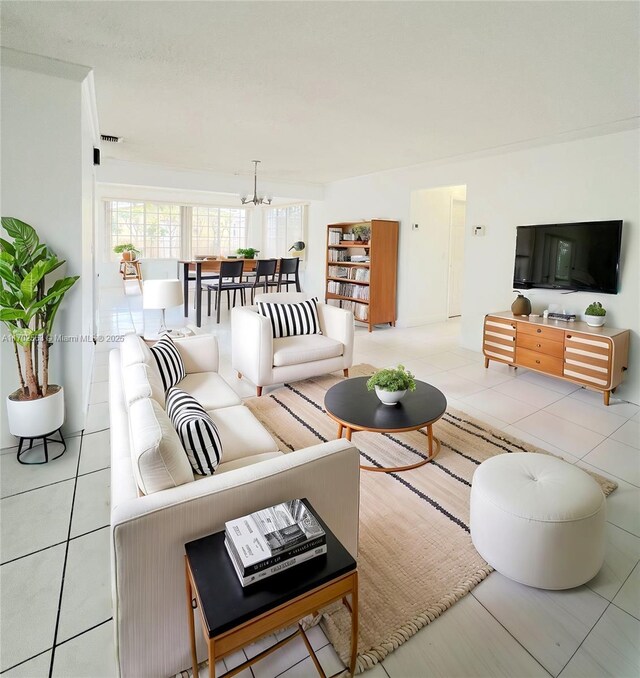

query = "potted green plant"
[366,364,416,405]
[113,243,140,261]
[584,301,606,327]
[351,224,371,244]
[236,247,260,259]
[0,218,79,444]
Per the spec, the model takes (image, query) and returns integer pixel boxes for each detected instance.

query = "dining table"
[179,258,259,327]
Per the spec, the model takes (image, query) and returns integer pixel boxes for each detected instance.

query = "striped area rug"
[244,366,617,674]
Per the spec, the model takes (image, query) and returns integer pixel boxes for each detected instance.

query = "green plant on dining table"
[237,247,260,258]
[366,365,416,393]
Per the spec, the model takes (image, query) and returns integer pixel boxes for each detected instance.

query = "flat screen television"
[513,220,622,294]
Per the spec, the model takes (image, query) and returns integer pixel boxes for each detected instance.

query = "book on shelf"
[224,499,326,586]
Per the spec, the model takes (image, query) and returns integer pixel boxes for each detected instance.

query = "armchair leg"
[343,369,349,377]
[237,372,242,379]
[256,386,263,396]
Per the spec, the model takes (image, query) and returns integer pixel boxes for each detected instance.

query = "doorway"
[448,193,466,317]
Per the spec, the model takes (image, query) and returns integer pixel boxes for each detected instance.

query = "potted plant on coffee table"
[0,217,79,462]
[584,301,606,327]
[366,364,416,405]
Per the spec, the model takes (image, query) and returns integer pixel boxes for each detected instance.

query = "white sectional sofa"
[109,333,360,678]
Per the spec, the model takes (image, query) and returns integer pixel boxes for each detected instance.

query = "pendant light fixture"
[241,160,272,206]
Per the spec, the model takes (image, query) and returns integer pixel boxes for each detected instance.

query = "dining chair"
[205,259,245,323]
[241,258,278,304]
[276,257,301,292]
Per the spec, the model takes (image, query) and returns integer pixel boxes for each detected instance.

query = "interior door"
[447,198,466,318]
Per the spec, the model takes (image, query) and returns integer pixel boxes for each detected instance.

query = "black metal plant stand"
[16,428,66,465]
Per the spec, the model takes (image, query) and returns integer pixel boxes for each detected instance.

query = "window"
[263,205,306,258]
[191,206,247,257]
[108,201,181,259]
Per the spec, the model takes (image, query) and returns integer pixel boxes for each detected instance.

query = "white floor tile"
[611,420,640,449]
[1,479,73,563]
[543,398,629,437]
[613,562,640,620]
[89,380,109,405]
[582,438,640,487]
[559,605,639,677]
[70,469,110,537]
[493,378,565,409]
[420,351,475,370]
[519,370,582,395]
[449,362,517,387]
[472,572,608,676]
[91,365,109,383]
[278,643,345,677]
[515,411,605,458]
[2,650,51,677]
[84,402,110,434]
[569,388,640,419]
[51,620,116,678]
[79,430,111,475]
[1,435,81,498]
[502,425,581,464]
[460,389,539,424]
[419,371,485,400]
[586,523,640,602]
[447,398,511,431]
[250,633,309,678]
[57,527,111,642]
[383,594,549,677]
[222,649,251,677]
[0,545,65,672]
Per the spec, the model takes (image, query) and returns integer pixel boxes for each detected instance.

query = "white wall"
[1,49,98,447]
[310,130,639,404]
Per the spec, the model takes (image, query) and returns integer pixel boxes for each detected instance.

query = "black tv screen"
[513,220,622,294]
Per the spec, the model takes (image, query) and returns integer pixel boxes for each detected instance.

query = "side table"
[184,512,358,677]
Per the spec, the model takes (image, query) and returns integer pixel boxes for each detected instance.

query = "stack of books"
[224,499,327,587]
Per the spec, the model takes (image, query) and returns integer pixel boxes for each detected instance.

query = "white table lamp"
[143,279,184,334]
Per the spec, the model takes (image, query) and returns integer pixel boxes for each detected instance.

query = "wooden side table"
[119,259,143,291]
[184,512,358,677]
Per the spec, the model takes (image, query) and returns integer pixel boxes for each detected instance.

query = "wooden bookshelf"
[325,220,399,332]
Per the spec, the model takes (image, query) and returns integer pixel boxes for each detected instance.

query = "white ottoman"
[470,453,606,590]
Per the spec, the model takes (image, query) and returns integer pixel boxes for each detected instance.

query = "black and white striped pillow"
[256,297,322,339]
[150,334,186,391]
[165,388,222,476]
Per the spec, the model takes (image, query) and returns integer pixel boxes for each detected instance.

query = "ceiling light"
[240,160,272,206]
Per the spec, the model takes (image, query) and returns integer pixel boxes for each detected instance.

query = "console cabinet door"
[483,316,516,363]
[564,332,613,389]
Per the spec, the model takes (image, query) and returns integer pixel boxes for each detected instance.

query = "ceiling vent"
[100,134,123,143]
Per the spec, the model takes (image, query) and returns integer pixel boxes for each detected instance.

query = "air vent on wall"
[100,134,123,143]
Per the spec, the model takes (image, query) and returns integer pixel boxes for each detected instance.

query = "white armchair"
[232,292,354,396]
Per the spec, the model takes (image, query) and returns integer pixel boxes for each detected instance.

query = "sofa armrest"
[318,303,354,365]
[111,440,360,678]
[174,334,219,373]
[231,306,273,384]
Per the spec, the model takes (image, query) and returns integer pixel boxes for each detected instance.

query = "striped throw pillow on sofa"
[256,297,322,338]
[150,334,186,391]
[166,388,222,475]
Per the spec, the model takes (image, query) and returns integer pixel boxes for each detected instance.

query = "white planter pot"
[6,386,65,438]
[584,314,606,327]
[375,386,407,405]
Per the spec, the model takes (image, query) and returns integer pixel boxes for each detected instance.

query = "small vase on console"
[511,293,531,316]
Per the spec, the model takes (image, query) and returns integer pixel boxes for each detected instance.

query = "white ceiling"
[1,1,638,184]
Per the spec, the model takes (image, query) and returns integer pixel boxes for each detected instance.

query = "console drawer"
[517,334,564,358]
[516,347,563,376]
[517,323,564,343]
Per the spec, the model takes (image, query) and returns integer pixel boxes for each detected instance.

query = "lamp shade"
[143,279,184,310]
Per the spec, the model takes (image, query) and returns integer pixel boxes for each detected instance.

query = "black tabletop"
[324,377,447,431]
[185,501,356,638]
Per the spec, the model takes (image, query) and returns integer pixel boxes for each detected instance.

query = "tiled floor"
[1,283,638,677]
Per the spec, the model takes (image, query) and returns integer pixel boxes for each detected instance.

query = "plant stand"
[16,428,66,465]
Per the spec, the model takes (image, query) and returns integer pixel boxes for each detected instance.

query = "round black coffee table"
[324,377,448,472]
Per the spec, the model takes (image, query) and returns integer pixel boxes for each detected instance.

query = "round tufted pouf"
[470,453,606,590]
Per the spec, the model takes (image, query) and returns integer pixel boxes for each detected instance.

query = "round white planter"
[584,314,606,327]
[6,386,65,438]
[374,386,407,406]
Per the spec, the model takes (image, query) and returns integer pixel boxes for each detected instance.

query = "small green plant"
[366,365,416,393]
[585,301,606,317]
[237,247,260,258]
[113,243,140,257]
[351,224,371,241]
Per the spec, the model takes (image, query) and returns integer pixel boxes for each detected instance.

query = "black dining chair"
[276,257,301,292]
[205,259,245,323]
[241,258,278,303]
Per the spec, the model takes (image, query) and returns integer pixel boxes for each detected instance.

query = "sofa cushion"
[207,405,279,463]
[128,398,194,494]
[120,332,154,368]
[150,334,186,391]
[179,372,242,410]
[215,451,284,475]
[166,388,222,476]
[122,361,167,408]
[257,297,321,338]
[272,334,344,367]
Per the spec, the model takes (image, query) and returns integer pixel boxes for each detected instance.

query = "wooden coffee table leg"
[337,423,343,439]
[345,427,352,442]
[427,424,434,458]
